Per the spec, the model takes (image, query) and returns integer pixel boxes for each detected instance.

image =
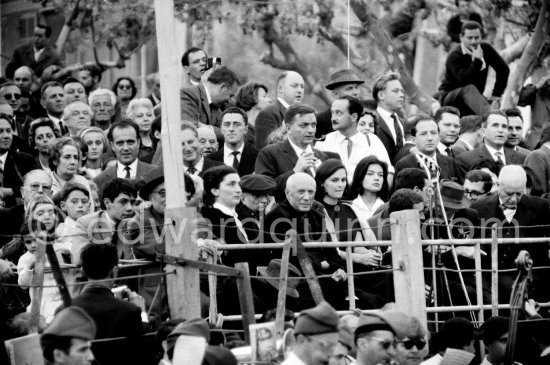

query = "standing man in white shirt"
[373,73,405,162]
[316,95,394,185]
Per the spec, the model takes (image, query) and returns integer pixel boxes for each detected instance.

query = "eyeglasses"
[398,339,427,350]
[368,336,396,350]
[118,84,132,90]
[3,93,21,101]
[464,189,483,199]
[28,183,52,193]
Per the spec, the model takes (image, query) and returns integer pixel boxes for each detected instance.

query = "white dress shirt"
[377,106,404,145]
[421,354,442,365]
[281,352,307,365]
[223,143,244,166]
[0,151,7,171]
[485,143,507,165]
[203,82,213,104]
[184,157,204,176]
[277,97,290,109]
[315,131,394,182]
[117,159,138,179]
[437,142,451,156]
[288,139,321,171]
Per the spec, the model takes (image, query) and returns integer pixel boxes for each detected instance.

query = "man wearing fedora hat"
[282,301,341,365]
[253,258,303,313]
[316,69,365,139]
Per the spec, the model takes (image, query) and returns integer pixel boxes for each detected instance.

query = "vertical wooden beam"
[295,234,324,305]
[154,0,200,319]
[235,262,256,344]
[275,232,293,337]
[491,227,499,317]
[475,242,485,358]
[345,246,356,310]
[390,209,427,330]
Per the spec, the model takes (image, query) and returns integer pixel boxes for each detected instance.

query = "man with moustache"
[456,111,526,177]
[255,103,330,202]
[394,117,461,182]
[373,72,406,162]
[255,71,305,149]
[316,69,365,139]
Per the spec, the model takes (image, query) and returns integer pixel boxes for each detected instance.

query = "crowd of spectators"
[0,7,550,365]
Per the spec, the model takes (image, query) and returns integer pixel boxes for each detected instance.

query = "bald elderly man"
[264,173,380,310]
[471,165,550,302]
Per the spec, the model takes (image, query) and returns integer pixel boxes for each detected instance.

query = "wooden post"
[295,235,324,305]
[491,226,499,316]
[235,262,256,344]
[390,210,427,330]
[154,0,200,318]
[275,232,294,337]
[207,254,218,325]
[345,246,356,310]
[475,242,485,358]
[29,235,47,332]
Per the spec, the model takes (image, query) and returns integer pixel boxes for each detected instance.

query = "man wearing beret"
[282,301,340,365]
[354,313,397,365]
[40,306,96,365]
[236,173,276,243]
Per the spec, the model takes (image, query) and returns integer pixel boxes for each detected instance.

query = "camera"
[206,57,222,70]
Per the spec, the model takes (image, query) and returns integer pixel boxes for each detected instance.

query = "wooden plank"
[390,209,427,330]
[158,254,242,278]
[275,232,293,337]
[295,235,324,305]
[345,246,356,310]
[207,254,218,325]
[235,262,256,344]
[153,0,200,319]
[475,242,485,358]
[491,226,499,316]
[29,234,47,332]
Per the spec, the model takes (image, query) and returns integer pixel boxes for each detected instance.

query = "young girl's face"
[23,234,37,254]
[32,203,56,230]
[62,190,91,220]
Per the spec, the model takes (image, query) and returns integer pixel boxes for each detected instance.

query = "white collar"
[117,159,138,177]
[48,114,61,124]
[288,138,308,157]
[485,143,505,159]
[376,106,396,121]
[184,156,204,174]
[203,82,213,104]
[0,151,7,167]
[437,142,449,155]
[190,79,200,86]
[460,42,486,70]
[224,143,244,157]
[278,97,290,109]
[334,131,361,143]
[540,346,550,357]
[213,202,238,217]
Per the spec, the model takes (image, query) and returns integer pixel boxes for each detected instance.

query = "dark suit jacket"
[207,143,259,176]
[198,157,224,177]
[315,108,334,139]
[180,83,223,131]
[0,204,24,253]
[93,160,155,199]
[375,110,404,162]
[255,139,330,201]
[65,285,143,339]
[450,139,473,157]
[5,43,62,79]
[2,150,39,207]
[392,141,414,166]
[395,152,462,183]
[524,147,550,196]
[254,100,286,150]
[456,144,526,178]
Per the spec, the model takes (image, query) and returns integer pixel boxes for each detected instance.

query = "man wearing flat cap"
[236,173,276,243]
[316,69,365,139]
[40,306,96,365]
[354,313,397,365]
[282,301,340,365]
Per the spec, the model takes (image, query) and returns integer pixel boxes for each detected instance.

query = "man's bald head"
[14,66,34,90]
[285,172,316,212]
[498,165,526,210]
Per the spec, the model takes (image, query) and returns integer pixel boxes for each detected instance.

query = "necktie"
[445,147,454,159]
[391,114,403,150]
[345,138,353,159]
[495,151,504,172]
[232,151,240,170]
[124,166,131,179]
[59,121,66,135]
[187,166,197,175]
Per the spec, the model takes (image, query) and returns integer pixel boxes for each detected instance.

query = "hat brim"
[325,80,365,90]
[442,198,470,210]
[257,266,300,298]
[139,176,165,200]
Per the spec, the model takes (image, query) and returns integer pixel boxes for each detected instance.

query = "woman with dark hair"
[350,156,389,220]
[315,159,388,307]
[48,137,93,210]
[27,118,59,171]
[357,109,377,136]
[235,81,272,145]
[112,76,137,119]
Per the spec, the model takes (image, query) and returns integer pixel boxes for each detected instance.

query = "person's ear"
[103,198,111,209]
[60,200,67,212]
[211,188,219,197]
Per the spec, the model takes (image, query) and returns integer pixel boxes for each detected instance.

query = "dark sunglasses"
[118,84,132,90]
[3,93,21,101]
[399,339,427,350]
